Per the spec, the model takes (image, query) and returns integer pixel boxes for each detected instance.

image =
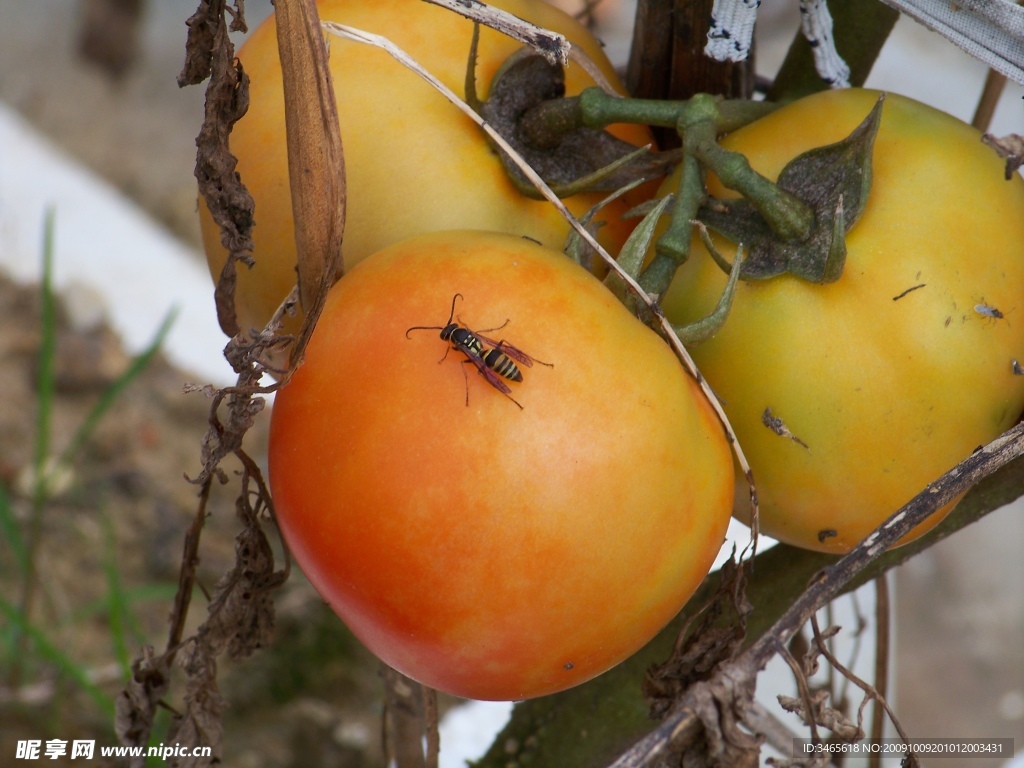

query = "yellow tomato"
[268,230,734,700]
[661,88,1024,554]
[200,0,651,335]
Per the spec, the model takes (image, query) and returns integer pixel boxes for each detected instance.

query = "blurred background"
[1,1,1022,765]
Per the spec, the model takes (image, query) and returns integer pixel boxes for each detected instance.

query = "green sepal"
[479,51,672,198]
[563,178,649,272]
[604,193,675,305]
[674,233,744,346]
[697,94,884,284]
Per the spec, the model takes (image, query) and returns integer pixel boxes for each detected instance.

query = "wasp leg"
[473,318,511,335]
[459,359,471,406]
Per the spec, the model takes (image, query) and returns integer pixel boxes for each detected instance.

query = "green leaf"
[698,94,884,283]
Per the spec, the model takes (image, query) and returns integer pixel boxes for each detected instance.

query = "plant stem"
[640,153,702,296]
[578,88,690,128]
[575,87,776,132]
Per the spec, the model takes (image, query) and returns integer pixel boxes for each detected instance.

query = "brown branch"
[167,476,214,655]
[972,68,1007,132]
[868,575,890,768]
[746,699,834,765]
[777,640,826,746]
[745,421,1024,669]
[382,664,430,768]
[605,419,1024,767]
[424,687,439,768]
[420,0,570,66]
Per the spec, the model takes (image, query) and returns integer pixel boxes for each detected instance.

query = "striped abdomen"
[484,347,522,382]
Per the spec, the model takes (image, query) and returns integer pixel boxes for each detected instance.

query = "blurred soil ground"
[0,272,394,767]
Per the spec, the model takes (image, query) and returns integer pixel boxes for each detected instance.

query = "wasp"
[405,294,552,409]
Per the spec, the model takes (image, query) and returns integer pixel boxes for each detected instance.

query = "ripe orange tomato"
[659,88,1024,553]
[268,230,734,700]
[200,0,652,336]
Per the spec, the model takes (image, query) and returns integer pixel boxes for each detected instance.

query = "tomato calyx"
[476,49,672,198]
[697,94,884,284]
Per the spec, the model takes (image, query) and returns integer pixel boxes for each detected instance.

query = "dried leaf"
[778,691,863,741]
[167,641,224,768]
[681,674,762,768]
[189,0,256,337]
[219,518,283,658]
[645,554,753,721]
[115,646,172,764]
[273,0,346,334]
[982,132,1024,179]
[179,0,249,86]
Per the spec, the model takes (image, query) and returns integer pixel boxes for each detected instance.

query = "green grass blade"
[0,485,28,665]
[31,207,58,501]
[0,596,116,717]
[0,484,28,578]
[12,207,61,683]
[101,512,132,676]
[55,307,178,472]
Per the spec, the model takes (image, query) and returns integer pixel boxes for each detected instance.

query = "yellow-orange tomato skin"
[660,89,1024,554]
[268,231,734,700]
[199,0,651,336]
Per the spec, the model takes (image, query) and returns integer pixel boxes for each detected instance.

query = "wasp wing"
[460,352,523,409]
[472,333,544,367]
[462,354,513,395]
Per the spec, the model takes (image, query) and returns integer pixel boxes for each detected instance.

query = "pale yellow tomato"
[661,88,1024,553]
[200,0,651,335]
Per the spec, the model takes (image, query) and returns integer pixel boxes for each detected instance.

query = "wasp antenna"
[405,325,444,338]
[447,293,463,324]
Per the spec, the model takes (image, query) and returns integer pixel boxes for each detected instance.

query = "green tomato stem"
[517,96,584,150]
[576,88,777,132]
[641,153,704,297]
[514,88,814,291]
[577,87,690,128]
